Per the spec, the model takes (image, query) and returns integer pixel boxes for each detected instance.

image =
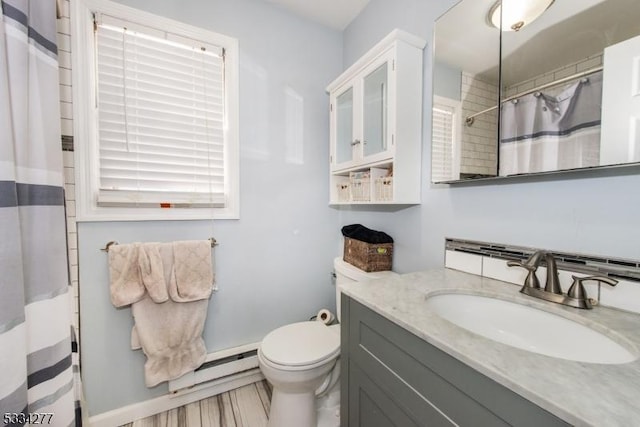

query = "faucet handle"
[567,275,618,303]
[507,260,541,289]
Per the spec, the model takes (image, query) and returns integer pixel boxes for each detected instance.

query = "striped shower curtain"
[1,1,77,426]
[499,71,603,176]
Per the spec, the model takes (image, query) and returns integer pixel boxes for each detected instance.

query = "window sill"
[75,205,239,222]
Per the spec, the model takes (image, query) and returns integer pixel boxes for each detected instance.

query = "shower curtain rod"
[100,237,218,252]
[465,65,603,126]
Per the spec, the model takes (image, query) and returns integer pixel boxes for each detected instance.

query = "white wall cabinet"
[327,30,426,205]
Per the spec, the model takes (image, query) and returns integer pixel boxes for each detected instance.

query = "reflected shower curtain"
[0,1,76,426]
[499,71,603,176]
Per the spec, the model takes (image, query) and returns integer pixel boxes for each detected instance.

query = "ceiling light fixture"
[488,0,555,32]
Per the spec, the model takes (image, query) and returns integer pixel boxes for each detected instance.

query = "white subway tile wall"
[57,0,79,339]
[503,53,603,99]
[460,72,499,176]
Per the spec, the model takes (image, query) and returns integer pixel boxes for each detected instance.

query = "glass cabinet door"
[363,62,389,158]
[335,87,354,165]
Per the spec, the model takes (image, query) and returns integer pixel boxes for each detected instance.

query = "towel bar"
[100,238,218,252]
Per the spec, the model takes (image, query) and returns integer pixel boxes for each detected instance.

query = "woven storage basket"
[343,237,393,272]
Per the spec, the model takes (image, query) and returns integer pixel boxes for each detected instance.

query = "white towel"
[108,243,145,307]
[138,243,169,303]
[130,241,212,386]
[169,240,214,302]
[131,295,208,387]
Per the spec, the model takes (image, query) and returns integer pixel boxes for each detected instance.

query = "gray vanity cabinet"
[340,295,570,427]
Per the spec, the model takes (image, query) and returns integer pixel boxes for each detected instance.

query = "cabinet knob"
[350,139,361,146]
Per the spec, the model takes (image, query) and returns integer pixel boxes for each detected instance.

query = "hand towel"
[108,243,145,307]
[131,294,208,387]
[131,241,210,386]
[138,243,169,303]
[170,240,214,302]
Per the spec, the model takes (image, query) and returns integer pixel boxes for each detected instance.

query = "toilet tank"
[333,257,397,321]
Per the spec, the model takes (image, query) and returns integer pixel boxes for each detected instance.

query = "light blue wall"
[79,0,343,415]
[338,0,640,274]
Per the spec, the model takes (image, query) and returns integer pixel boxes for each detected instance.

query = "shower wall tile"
[59,68,72,86]
[554,65,578,80]
[61,119,73,136]
[577,56,602,72]
[533,73,554,88]
[57,33,71,52]
[59,84,72,103]
[60,101,73,119]
[64,164,74,183]
[58,50,72,70]
[460,72,499,177]
[66,217,76,233]
[65,184,75,201]
[58,0,78,339]
[504,53,604,96]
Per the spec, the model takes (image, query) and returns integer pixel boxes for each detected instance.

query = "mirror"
[336,87,354,165]
[363,63,389,157]
[431,0,501,182]
[432,0,640,183]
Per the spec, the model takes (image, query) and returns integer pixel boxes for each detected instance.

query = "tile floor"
[120,381,271,427]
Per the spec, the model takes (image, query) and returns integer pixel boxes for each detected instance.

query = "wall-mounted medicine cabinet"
[327,29,426,205]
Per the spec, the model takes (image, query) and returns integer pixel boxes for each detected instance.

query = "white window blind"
[432,103,456,182]
[95,14,226,207]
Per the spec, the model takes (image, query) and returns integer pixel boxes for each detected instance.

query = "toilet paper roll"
[317,309,335,325]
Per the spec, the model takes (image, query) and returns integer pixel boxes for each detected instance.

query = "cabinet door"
[348,362,428,427]
[331,50,395,172]
[361,50,395,163]
[332,84,358,170]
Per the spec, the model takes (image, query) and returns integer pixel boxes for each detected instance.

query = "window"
[72,0,239,220]
[431,96,461,182]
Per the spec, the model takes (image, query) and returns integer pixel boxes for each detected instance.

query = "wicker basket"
[343,237,393,272]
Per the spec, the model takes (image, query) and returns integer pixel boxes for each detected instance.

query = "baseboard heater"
[168,342,262,395]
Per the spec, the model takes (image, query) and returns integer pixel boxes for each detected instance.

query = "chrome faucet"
[507,251,617,309]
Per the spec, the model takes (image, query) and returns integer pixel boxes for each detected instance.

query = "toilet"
[258,257,397,427]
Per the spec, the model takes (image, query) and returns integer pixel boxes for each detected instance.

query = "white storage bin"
[336,182,351,202]
[350,171,370,202]
[375,176,393,201]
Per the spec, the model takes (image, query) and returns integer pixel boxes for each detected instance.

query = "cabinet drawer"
[345,297,570,427]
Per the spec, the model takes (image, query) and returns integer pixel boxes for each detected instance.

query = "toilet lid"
[260,321,340,367]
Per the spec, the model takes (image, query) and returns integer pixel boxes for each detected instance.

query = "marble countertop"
[340,268,640,427]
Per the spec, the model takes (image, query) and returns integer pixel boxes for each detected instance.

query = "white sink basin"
[426,293,637,364]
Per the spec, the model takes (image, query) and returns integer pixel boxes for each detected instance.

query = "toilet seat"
[260,321,340,369]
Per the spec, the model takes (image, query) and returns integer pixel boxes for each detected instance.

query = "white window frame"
[71,0,239,221]
[432,95,461,182]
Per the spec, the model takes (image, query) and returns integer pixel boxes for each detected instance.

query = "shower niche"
[431,0,640,183]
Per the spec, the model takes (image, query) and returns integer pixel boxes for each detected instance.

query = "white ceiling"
[261,0,371,30]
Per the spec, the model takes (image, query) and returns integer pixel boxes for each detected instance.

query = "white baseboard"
[88,369,265,427]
